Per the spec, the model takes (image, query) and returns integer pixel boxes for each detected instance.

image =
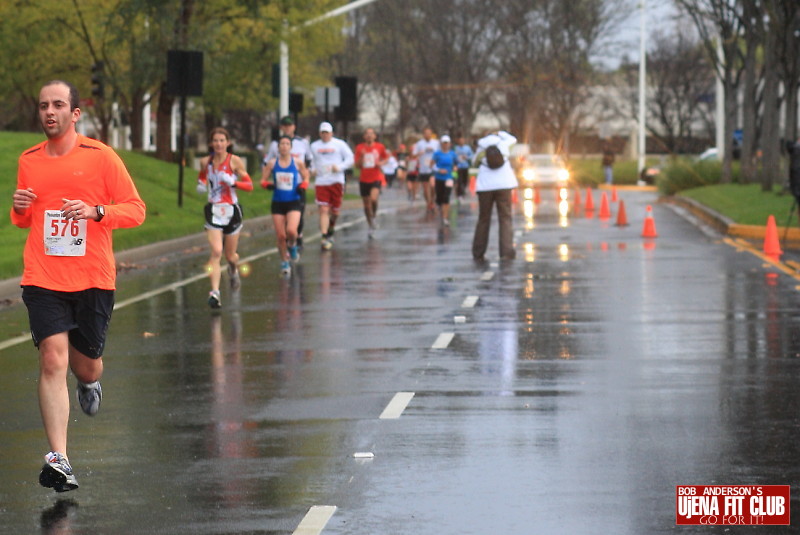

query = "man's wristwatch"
[95,205,105,222]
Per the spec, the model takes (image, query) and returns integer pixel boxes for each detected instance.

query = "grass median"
[678,183,796,227]
[0,132,275,280]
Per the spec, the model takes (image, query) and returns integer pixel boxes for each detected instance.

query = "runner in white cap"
[309,122,354,249]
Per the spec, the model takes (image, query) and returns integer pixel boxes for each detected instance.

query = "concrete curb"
[666,195,800,245]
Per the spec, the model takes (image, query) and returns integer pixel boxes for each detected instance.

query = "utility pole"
[279,0,381,117]
[637,0,647,177]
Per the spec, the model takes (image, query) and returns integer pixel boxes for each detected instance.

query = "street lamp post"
[638,0,647,178]
[279,0,381,117]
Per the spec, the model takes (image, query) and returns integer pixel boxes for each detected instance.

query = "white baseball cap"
[440,135,451,143]
[319,121,333,133]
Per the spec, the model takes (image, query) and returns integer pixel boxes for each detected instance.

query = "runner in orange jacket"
[11,80,146,493]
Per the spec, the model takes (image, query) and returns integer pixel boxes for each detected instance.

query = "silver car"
[517,154,571,188]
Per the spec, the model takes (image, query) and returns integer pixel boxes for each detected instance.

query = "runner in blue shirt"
[431,135,458,226]
[261,135,309,276]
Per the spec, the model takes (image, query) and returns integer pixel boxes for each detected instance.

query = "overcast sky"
[597,0,681,69]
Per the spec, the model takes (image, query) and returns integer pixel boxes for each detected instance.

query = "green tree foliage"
[0,0,345,153]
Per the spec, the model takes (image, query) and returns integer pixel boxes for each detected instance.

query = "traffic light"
[91,61,105,99]
[272,63,280,98]
[289,92,304,114]
[166,50,204,97]
[334,76,357,122]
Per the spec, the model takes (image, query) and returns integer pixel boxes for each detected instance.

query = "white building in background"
[356,83,508,141]
[354,81,711,155]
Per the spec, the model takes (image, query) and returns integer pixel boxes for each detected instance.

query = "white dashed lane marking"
[431,332,454,349]
[379,392,415,419]
[292,505,337,535]
[461,295,479,308]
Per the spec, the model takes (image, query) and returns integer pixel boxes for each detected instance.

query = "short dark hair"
[42,80,80,110]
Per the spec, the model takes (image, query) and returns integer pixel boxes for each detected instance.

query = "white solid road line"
[292,505,337,535]
[116,215,370,312]
[431,332,455,349]
[0,218,374,352]
[379,391,415,419]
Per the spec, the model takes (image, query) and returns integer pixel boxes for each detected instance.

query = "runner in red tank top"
[196,127,253,309]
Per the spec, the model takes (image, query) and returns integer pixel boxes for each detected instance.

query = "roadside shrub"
[657,159,734,195]
[568,157,649,186]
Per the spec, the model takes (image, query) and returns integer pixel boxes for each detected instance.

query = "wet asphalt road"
[2,185,800,534]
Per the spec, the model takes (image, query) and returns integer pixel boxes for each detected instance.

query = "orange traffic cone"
[511,188,518,204]
[763,214,782,259]
[574,188,582,206]
[611,187,618,202]
[615,199,629,226]
[469,175,476,195]
[534,187,541,205]
[598,192,611,219]
[641,205,658,238]
[584,189,595,214]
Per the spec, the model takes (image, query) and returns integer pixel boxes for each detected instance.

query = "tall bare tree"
[497,0,627,153]
[628,25,716,154]
[676,0,745,183]
[337,0,499,140]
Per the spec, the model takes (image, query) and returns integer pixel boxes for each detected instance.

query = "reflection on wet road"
[2,187,800,534]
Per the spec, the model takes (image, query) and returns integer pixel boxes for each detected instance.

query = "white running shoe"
[208,290,221,309]
[76,380,102,416]
[39,452,78,493]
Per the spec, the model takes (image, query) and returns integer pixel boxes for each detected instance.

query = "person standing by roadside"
[454,135,474,199]
[381,149,399,189]
[395,143,408,185]
[431,135,458,225]
[405,143,420,202]
[471,130,518,261]
[265,116,312,248]
[309,121,354,250]
[354,127,389,238]
[261,135,309,276]
[11,80,146,492]
[412,127,440,212]
[196,127,253,309]
[601,142,615,185]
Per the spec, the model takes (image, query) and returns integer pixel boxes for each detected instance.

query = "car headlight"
[522,168,535,181]
[557,168,569,181]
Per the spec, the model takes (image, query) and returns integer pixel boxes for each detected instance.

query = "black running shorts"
[204,203,244,235]
[271,200,303,215]
[359,181,382,197]
[22,286,115,359]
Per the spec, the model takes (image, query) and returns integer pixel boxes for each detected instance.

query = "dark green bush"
[657,159,741,195]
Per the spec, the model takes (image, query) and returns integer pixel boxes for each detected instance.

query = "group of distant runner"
[198,118,491,310]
